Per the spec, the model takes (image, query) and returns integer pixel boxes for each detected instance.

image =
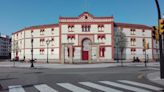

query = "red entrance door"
[82,38,91,60]
[82,51,89,60]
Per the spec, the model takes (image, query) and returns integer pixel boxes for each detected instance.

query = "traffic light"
[155,29,159,41]
[143,38,146,49]
[143,38,149,50]
[152,26,159,41]
[146,42,149,49]
[159,19,164,34]
[152,26,156,39]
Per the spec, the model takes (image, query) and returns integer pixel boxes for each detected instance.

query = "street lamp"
[31,34,34,67]
[116,37,120,63]
[46,39,51,63]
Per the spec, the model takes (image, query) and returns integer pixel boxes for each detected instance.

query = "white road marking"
[57,83,91,92]
[79,82,122,92]
[119,80,163,91]
[147,68,160,70]
[34,84,58,92]
[100,81,150,92]
[9,85,25,92]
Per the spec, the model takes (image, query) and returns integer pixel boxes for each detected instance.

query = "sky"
[0,0,164,36]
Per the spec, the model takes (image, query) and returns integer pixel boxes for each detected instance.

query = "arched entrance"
[82,38,91,60]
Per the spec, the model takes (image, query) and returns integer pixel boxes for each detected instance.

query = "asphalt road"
[0,66,163,92]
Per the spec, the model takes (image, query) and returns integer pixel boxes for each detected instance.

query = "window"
[130,38,136,46]
[82,25,90,32]
[68,25,74,32]
[85,16,88,19]
[51,38,54,41]
[130,29,136,35]
[51,28,54,34]
[98,25,104,32]
[40,29,45,35]
[142,30,145,32]
[66,47,75,57]
[97,34,106,39]
[67,47,70,57]
[142,29,145,36]
[40,38,45,46]
[40,49,44,55]
[51,38,54,46]
[31,30,33,33]
[99,47,105,57]
[67,34,75,42]
[72,47,75,57]
[51,49,54,55]
[131,48,136,55]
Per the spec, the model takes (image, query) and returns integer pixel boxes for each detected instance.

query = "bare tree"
[12,39,19,60]
[115,28,127,66]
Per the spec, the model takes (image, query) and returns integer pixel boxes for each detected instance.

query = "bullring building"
[11,12,158,63]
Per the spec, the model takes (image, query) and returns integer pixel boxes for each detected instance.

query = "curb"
[147,72,164,86]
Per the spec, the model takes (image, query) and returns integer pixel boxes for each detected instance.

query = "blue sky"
[0,0,164,35]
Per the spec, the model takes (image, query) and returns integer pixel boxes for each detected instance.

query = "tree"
[12,39,19,60]
[114,28,127,66]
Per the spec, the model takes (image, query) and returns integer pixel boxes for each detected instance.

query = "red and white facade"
[115,23,156,61]
[11,12,156,63]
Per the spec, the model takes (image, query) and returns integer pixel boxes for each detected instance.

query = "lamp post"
[117,37,119,63]
[46,39,51,63]
[144,49,147,67]
[31,34,34,67]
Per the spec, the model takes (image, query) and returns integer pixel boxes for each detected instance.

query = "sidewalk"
[0,60,160,69]
[147,72,164,86]
[0,61,121,69]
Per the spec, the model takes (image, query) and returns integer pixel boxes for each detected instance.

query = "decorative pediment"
[59,12,113,23]
[78,12,94,20]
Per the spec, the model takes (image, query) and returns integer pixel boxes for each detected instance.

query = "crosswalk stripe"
[99,81,150,92]
[9,85,25,92]
[118,80,163,91]
[34,84,58,92]
[79,82,123,92]
[57,83,91,92]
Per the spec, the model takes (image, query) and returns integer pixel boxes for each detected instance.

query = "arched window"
[100,47,105,57]
[67,47,70,57]
[72,47,75,57]
[82,25,90,32]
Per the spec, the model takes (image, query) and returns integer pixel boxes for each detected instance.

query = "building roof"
[12,24,59,35]
[114,22,152,29]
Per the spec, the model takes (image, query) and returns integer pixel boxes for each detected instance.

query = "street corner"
[147,72,164,87]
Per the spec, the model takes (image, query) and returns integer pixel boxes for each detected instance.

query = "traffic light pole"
[155,0,164,79]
